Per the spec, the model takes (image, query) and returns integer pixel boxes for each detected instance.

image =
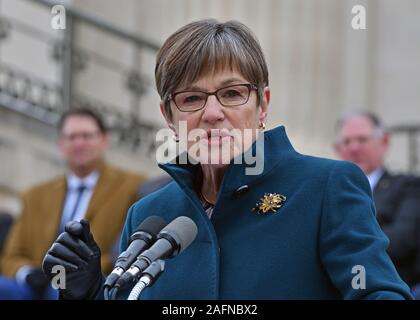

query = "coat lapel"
[45,177,67,238]
[85,164,116,221]
[373,170,390,200]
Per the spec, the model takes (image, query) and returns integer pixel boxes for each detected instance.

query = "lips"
[205,129,232,145]
[206,129,231,138]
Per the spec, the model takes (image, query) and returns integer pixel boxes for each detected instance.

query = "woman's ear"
[160,101,170,123]
[160,102,177,135]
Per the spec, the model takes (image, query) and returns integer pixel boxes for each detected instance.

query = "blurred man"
[0,108,145,299]
[334,111,420,288]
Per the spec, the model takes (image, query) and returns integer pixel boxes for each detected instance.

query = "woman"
[43,19,413,299]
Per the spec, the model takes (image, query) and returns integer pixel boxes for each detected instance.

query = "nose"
[70,135,90,147]
[347,139,362,150]
[345,140,364,158]
[201,95,225,124]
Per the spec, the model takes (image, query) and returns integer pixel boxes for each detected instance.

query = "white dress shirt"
[59,171,100,232]
[367,168,384,191]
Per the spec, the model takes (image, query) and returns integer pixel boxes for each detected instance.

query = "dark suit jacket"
[0,163,145,276]
[373,171,420,286]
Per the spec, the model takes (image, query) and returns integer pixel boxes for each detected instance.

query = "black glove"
[25,268,50,299]
[42,219,102,300]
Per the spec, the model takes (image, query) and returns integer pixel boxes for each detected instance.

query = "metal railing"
[388,125,420,174]
[0,0,162,154]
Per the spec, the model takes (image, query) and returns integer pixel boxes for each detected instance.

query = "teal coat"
[118,126,413,299]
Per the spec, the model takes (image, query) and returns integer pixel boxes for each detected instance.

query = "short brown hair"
[155,19,269,119]
[58,107,107,133]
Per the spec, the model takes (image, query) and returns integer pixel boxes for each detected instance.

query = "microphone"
[127,260,165,300]
[104,215,167,288]
[115,216,198,289]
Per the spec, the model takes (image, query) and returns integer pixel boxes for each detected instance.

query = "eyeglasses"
[336,134,380,148]
[61,131,101,142]
[169,83,258,112]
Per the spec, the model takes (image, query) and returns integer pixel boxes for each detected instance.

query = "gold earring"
[259,122,266,130]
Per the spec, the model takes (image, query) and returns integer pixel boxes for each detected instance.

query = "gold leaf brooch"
[253,193,287,214]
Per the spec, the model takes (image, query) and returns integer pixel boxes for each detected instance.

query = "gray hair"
[335,110,386,138]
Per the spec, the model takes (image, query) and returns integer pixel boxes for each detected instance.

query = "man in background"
[334,111,420,290]
[0,108,145,299]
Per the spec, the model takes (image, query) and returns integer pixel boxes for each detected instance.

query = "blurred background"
[1,0,419,217]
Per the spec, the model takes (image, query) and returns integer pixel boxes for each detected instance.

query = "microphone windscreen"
[161,216,198,252]
[133,215,167,238]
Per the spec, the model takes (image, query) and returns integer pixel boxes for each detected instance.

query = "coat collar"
[158,125,297,201]
[66,170,100,191]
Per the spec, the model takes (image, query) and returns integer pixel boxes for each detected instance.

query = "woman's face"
[161,69,270,167]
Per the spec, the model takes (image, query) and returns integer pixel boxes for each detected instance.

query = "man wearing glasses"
[334,111,420,295]
[0,108,145,299]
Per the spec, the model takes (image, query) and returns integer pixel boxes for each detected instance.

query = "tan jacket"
[0,163,145,276]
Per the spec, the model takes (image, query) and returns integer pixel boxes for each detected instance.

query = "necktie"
[60,184,86,233]
[69,184,87,221]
